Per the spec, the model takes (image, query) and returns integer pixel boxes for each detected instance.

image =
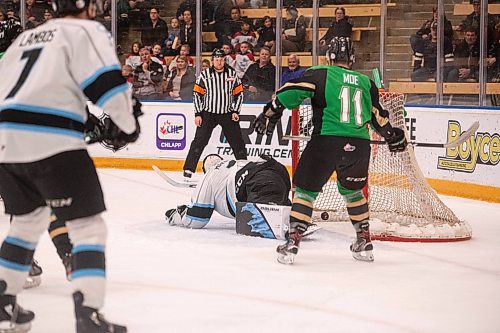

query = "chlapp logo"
[157,113,186,150]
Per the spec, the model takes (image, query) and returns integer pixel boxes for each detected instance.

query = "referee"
[183,48,247,178]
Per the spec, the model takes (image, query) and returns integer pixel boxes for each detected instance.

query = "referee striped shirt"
[193,65,244,115]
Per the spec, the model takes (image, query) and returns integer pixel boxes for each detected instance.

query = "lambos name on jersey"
[18,29,57,47]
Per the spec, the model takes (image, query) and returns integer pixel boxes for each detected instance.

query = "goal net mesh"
[293,92,472,242]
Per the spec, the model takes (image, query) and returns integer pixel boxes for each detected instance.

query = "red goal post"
[290,92,472,242]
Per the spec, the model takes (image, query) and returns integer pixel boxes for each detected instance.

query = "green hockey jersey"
[275,65,391,140]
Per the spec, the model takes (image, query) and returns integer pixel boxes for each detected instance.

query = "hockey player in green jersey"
[253,37,408,264]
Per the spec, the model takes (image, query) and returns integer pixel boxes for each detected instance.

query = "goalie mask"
[326,36,355,67]
[202,154,223,173]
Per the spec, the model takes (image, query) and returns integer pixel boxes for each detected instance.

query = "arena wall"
[88,102,500,203]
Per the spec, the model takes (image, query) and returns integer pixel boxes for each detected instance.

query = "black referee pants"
[183,112,247,173]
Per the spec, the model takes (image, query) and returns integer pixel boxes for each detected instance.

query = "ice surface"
[1,169,499,333]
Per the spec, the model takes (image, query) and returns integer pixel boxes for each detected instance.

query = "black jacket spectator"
[141,8,168,47]
[242,48,276,101]
[256,17,276,48]
[410,8,453,53]
[176,0,214,28]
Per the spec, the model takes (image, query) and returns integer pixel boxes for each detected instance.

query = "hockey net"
[291,92,472,242]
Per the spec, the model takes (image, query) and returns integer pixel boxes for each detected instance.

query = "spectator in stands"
[163,17,180,56]
[410,7,453,53]
[459,0,498,45]
[117,0,129,30]
[168,44,194,72]
[25,0,45,25]
[176,0,214,30]
[42,9,54,22]
[226,41,255,78]
[271,6,306,55]
[151,42,166,67]
[450,26,497,82]
[231,20,257,51]
[319,7,353,54]
[411,22,457,82]
[178,9,196,54]
[281,54,306,85]
[216,6,243,49]
[141,7,168,48]
[6,8,18,20]
[122,64,134,87]
[221,42,235,64]
[242,46,276,101]
[202,59,211,71]
[125,41,142,70]
[256,16,276,51]
[164,56,196,101]
[132,47,164,100]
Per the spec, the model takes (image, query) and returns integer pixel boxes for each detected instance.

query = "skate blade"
[352,250,374,262]
[303,225,322,237]
[277,252,295,265]
[23,276,41,289]
[0,322,31,333]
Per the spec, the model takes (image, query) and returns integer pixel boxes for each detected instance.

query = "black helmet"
[212,48,225,58]
[326,36,355,66]
[52,0,94,16]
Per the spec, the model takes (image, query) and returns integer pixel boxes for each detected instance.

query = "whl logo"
[437,121,500,173]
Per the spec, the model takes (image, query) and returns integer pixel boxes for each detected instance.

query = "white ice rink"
[1,168,499,333]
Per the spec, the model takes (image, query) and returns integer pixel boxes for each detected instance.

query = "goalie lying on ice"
[165,154,318,235]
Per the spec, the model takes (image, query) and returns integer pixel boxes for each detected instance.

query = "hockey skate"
[350,221,374,262]
[183,170,193,181]
[276,232,303,265]
[23,260,42,289]
[73,291,127,333]
[165,205,187,226]
[0,280,35,333]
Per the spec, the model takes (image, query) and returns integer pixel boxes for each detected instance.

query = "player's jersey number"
[339,86,363,126]
[6,48,43,99]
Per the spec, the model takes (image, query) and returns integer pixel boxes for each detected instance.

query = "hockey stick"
[152,165,197,188]
[283,121,479,149]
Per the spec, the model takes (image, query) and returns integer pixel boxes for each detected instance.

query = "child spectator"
[256,16,276,51]
[122,64,134,87]
[163,17,180,56]
[151,42,166,67]
[231,20,257,52]
[167,44,194,72]
[125,41,142,69]
[226,41,255,78]
[201,59,211,71]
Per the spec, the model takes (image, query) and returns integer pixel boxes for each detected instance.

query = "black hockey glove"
[252,98,286,136]
[84,110,105,144]
[385,127,408,152]
[103,98,143,151]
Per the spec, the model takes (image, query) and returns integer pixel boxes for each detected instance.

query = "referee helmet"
[212,48,225,59]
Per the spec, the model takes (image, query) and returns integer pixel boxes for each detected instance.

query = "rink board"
[87,102,500,202]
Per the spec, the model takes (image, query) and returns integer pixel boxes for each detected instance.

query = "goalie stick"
[283,121,479,149]
[152,165,197,188]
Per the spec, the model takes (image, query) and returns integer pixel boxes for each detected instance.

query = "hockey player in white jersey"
[166,155,292,228]
[0,0,141,331]
[165,154,320,235]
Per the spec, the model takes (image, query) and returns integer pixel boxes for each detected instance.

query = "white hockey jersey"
[183,159,253,228]
[0,18,136,163]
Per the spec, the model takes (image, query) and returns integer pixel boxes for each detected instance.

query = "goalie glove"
[252,98,286,136]
[385,127,407,152]
[84,110,105,144]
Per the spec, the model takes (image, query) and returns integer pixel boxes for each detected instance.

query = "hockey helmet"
[52,0,95,16]
[325,36,355,66]
[212,48,225,59]
[202,154,223,173]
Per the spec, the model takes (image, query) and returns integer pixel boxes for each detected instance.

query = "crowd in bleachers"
[410,1,499,83]
[1,0,499,104]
